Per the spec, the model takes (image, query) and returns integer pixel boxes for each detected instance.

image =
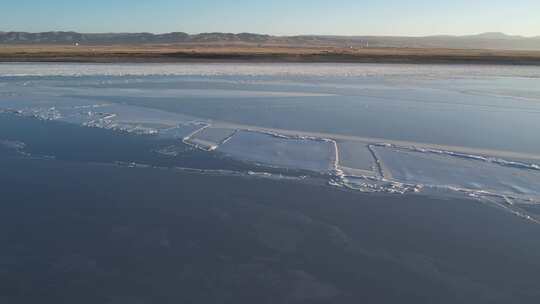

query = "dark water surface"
[2,154,540,304]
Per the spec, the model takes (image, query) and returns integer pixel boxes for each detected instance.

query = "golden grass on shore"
[1,44,540,65]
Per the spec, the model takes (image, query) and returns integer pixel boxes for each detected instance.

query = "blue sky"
[2,0,539,36]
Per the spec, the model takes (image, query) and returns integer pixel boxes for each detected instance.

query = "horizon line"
[1,30,539,39]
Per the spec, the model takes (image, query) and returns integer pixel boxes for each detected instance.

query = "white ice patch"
[336,175,423,194]
[6,100,204,136]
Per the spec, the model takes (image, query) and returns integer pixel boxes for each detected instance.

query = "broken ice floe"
[336,140,377,173]
[218,130,335,173]
[373,146,540,199]
[191,128,237,145]
[158,122,209,140]
[372,143,540,171]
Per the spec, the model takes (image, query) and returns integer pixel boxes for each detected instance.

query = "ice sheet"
[337,140,375,171]
[375,147,540,200]
[218,130,334,172]
[94,104,197,128]
[191,127,237,144]
[158,124,206,140]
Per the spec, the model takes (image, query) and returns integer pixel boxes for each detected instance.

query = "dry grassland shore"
[1,44,540,65]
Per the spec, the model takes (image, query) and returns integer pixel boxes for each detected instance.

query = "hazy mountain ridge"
[1,31,540,50]
[0,31,272,44]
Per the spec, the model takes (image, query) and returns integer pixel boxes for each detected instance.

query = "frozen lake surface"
[1,62,539,222]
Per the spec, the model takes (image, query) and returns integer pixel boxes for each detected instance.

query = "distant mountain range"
[1,31,540,51]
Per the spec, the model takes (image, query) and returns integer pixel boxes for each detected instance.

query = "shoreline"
[2,45,540,65]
